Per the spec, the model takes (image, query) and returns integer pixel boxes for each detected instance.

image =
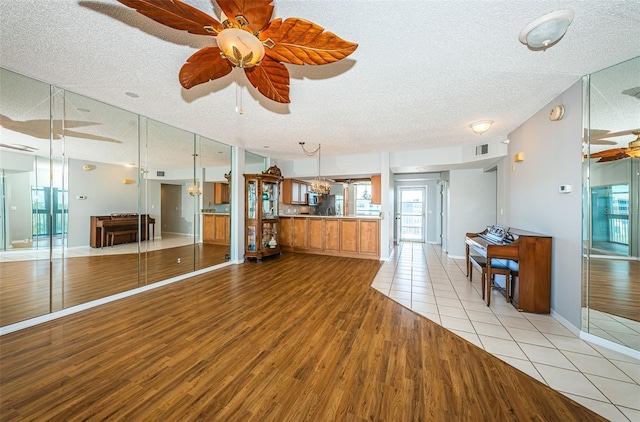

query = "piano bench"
[106,230,138,247]
[468,255,513,305]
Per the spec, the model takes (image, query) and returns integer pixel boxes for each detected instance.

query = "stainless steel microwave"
[307,192,322,206]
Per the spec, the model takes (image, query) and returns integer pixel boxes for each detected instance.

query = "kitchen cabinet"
[370,175,381,205]
[279,217,293,248]
[308,219,324,251]
[340,220,358,253]
[324,219,340,252]
[293,218,308,250]
[282,179,310,205]
[278,216,380,260]
[214,182,230,204]
[203,214,230,245]
[244,166,283,263]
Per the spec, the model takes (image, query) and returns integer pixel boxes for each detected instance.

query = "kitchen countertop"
[279,214,382,219]
[202,211,230,215]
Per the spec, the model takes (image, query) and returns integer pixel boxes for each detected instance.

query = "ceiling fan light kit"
[519,10,574,50]
[470,120,493,135]
[116,0,358,104]
[215,28,265,68]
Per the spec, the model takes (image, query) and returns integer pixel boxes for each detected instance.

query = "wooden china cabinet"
[244,165,284,263]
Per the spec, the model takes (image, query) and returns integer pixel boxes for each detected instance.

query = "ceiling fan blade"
[593,128,640,139]
[589,148,631,162]
[179,47,233,89]
[260,18,357,66]
[216,0,274,33]
[244,56,290,103]
[117,0,223,35]
[590,139,618,146]
[64,129,123,144]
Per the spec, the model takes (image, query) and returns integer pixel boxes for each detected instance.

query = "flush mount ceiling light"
[470,120,493,135]
[519,10,574,50]
[117,0,358,104]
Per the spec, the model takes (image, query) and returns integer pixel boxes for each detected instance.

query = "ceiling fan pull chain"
[235,72,243,115]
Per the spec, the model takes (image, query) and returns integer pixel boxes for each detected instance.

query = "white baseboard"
[580,331,640,360]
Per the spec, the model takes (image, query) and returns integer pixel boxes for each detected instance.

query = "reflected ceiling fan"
[0,114,122,144]
[589,129,640,162]
[116,0,358,103]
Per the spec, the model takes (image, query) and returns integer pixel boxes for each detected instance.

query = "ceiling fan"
[116,0,358,104]
[588,129,640,162]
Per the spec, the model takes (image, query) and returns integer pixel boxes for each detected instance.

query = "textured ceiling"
[1,0,639,165]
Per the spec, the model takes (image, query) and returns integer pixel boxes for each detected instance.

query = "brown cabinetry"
[279,216,380,260]
[370,175,381,205]
[244,166,283,263]
[214,182,230,204]
[203,214,230,245]
[340,220,358,253]
[282,179,310,205]
[293,218,308,250]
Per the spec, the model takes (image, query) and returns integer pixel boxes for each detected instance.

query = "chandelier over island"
[299,142,331,195]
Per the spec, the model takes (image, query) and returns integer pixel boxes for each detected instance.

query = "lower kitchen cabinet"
[203,214,230,245]
[279,216,379,260]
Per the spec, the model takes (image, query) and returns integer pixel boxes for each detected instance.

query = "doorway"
[398,187,426,242]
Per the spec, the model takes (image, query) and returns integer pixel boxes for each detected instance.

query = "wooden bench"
[105,229,138,247]
[468,255,513,306]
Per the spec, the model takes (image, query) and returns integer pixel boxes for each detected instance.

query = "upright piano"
[90,214,155,248]
[466,225,552,313]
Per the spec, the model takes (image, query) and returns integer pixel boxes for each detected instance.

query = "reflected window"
[591,184,629,255]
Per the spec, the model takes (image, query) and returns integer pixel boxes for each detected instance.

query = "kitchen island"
[279,215,380,260]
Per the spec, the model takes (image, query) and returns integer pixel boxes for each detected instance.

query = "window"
[355,183,381,216]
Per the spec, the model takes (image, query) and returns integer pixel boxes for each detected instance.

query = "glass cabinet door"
[248,181,257,220]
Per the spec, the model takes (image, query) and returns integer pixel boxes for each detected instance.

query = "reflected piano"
[90,213,155,248]
[466,225,552,313]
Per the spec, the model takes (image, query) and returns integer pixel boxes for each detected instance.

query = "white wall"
[447,169,497,258]
[506,79,584,329]
[67,159,139,247]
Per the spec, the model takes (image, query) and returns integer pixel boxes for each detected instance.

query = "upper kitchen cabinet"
[370,175,381,205]
[214,182,230,204]
[282,179,310,205]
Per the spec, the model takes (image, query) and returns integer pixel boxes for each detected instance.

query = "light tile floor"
[371,242,640,422]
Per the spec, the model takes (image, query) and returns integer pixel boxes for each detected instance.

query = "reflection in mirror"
[199,135,232,269]
[0,68,232,328]
[583,56,640,352]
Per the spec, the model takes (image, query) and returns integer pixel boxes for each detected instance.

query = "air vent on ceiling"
[475,144,489,156]
[157,171,165,177]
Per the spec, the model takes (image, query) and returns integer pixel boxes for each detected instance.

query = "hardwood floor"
[0,253,605,421]
[582,257,640,322]
[0,243,228,326]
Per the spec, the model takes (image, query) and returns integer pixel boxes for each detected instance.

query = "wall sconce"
[470,120,493,135]
[82,164,96,171]
[514,152,525,162]
[123,179,133,184]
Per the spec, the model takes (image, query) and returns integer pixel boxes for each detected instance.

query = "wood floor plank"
[0,253,606,421]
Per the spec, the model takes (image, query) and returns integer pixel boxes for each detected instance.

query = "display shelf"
[244,165,283,263]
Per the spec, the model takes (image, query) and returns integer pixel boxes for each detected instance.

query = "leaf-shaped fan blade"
[179,47,233,89]
[216,0,274,33]
[589,148,630,162]
[117,0,223,35]
[244,56,290,103]
[260,18,358,65]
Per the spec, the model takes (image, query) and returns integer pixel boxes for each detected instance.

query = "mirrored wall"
[0,68,234,327]
[583,56,640,352]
